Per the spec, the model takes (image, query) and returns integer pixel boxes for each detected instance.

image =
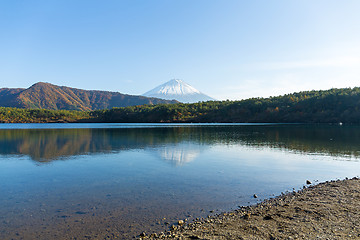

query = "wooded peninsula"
[1,87,360,124]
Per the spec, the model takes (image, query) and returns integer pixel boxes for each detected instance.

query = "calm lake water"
[0,123,359,239]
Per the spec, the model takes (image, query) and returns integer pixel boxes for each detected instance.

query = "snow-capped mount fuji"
[143,79,215,103]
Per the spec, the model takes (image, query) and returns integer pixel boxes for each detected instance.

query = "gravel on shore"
[140,177,360,240]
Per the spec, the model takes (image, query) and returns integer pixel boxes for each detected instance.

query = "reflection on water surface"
[1,124,360,162]
[0,124,359,239]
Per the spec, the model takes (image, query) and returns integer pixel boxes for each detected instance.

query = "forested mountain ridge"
[0,82,177,111]
[93,87,360,123]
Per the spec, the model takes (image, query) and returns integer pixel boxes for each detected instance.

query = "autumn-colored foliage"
[0,82,177,111]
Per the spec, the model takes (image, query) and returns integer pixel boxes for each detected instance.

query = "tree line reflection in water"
[0,124,359,163]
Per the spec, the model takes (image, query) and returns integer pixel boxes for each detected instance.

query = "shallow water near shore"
[0,123,359,239]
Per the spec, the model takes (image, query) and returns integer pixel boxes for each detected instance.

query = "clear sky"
[1,0,360,100]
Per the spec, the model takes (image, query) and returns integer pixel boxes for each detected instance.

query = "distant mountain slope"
[143,79,215,103]
[0,82,177,111]
[0,88,24,107]
[3,87,360,123]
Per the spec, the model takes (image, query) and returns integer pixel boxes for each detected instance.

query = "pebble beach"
[142,177,360,239]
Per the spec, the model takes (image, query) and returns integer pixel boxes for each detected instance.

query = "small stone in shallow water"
[188,236,201,239]
[178,220,184,225]
[75,211,87,215]
[150,233,158,238]
[306,180,312,185]
[253,194,258,198]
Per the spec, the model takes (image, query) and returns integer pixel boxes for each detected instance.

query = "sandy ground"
[142,177,360,239]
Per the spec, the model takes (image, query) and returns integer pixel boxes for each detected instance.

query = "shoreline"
[141,177,360,239]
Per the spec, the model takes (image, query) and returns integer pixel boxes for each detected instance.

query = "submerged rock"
[244,213,251,220]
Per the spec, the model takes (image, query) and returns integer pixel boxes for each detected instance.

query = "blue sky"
[1,0,360,100]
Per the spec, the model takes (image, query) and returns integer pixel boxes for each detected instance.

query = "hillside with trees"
[0,107,89,123]
[0,82,177,111]
[92,87,360,123]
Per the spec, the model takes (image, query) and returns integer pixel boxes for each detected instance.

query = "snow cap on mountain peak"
[155,79,200,95]
[143,79,215,103]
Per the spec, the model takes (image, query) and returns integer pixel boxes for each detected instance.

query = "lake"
[0,123,359,239]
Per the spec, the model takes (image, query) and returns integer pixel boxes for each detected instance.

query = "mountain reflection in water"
[157,143,204,166]
[0,124,359,163]
[1,124,360,240]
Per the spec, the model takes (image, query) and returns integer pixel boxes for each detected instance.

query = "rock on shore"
[142,177,360,239]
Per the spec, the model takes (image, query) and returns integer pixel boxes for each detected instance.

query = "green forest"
[2,87,360,123]
[0,107,89,123]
